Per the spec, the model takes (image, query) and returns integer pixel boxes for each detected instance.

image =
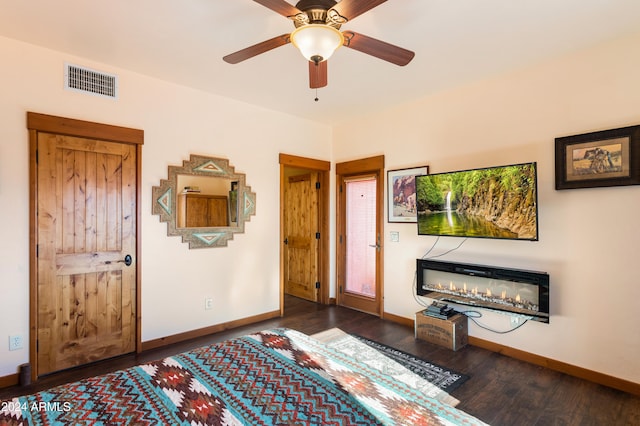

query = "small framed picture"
[555,125,640,190]
[387,166,429,223]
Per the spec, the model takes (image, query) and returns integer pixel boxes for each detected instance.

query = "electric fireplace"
[417,259,550,323]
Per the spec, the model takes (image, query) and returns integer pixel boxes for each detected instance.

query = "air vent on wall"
[64,63,118,99]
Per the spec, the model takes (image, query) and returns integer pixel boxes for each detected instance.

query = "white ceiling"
[1,0,639,125]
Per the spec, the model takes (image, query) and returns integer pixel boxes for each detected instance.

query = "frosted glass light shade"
[290,24,344,63]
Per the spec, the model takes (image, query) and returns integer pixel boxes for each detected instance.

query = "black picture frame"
[555,125,640,190]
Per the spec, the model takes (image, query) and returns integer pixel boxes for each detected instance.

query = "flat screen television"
[415,162,538,241]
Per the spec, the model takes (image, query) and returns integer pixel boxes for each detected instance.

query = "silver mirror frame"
[152,154,256,248]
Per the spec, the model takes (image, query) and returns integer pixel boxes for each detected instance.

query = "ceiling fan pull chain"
[315,88,319,102]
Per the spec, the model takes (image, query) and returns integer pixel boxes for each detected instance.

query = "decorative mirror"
[152,155,256,248]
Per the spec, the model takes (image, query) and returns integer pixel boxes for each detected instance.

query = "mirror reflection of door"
[336,156,384,316]
[176,175,237,228]
[283,172,319,302]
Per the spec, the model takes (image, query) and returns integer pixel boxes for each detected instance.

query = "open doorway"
[279,154,330,315]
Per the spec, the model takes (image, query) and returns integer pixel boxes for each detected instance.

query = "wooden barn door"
[29,113,142,377]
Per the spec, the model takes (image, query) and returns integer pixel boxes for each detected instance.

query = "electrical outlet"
[9,335,23,351]
[510,317,521,326]
[205,298,213,310]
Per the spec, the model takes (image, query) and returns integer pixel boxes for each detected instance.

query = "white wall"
[2,30,639,387]
[333,32,640,384]
[0,36,331,377]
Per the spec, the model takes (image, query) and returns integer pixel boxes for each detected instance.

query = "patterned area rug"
[312,328,469,396]
[353,335,470,393]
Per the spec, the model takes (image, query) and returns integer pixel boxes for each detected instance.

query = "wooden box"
[415,311,468,351]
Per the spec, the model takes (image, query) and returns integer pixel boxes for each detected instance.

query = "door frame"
[279,153,331,314]
[27,112,144,381]
[335,155,385,317]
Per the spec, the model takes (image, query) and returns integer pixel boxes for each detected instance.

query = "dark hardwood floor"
[2,296,639,425]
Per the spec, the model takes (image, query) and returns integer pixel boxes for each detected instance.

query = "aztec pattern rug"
[0,328,487,426]
[353,335,470,392]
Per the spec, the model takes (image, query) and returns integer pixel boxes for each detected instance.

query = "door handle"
[369,234,381,251]
[104,254,132,266]
[284,237,289,245]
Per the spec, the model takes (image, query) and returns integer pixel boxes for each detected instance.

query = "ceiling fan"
[223,0,415,89]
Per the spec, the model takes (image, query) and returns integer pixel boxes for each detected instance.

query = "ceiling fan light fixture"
[290,24,344,63]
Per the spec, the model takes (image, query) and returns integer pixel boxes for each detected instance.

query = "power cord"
[420,236,440,259]
[412,269,431,308]
[424,237,468,259]
[458,310,528,334]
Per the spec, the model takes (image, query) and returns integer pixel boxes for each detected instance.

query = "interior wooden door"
[336,156,384,316]
[36,132,137,375]
[283,172,319,302]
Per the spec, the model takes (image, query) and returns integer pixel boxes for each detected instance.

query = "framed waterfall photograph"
[387,166,428,223]
[555,125,640,190]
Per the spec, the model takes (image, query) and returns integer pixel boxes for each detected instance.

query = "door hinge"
[339,235,343,244]
[315,232,320,239]
[315,181,320,189]
[315,281,320,289]
[36,244,39,258]
[339,285,342,293]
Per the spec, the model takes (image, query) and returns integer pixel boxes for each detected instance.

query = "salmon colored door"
[344,176,378,298]
[283,172,319,302]
[31,114,141,376]
[336,156,384,316]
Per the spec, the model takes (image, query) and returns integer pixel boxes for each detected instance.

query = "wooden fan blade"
[330,0,388,21]
[309,60,328,88]
[343,31,414,66]
[223,34,291,64]
[253,0,300,17]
